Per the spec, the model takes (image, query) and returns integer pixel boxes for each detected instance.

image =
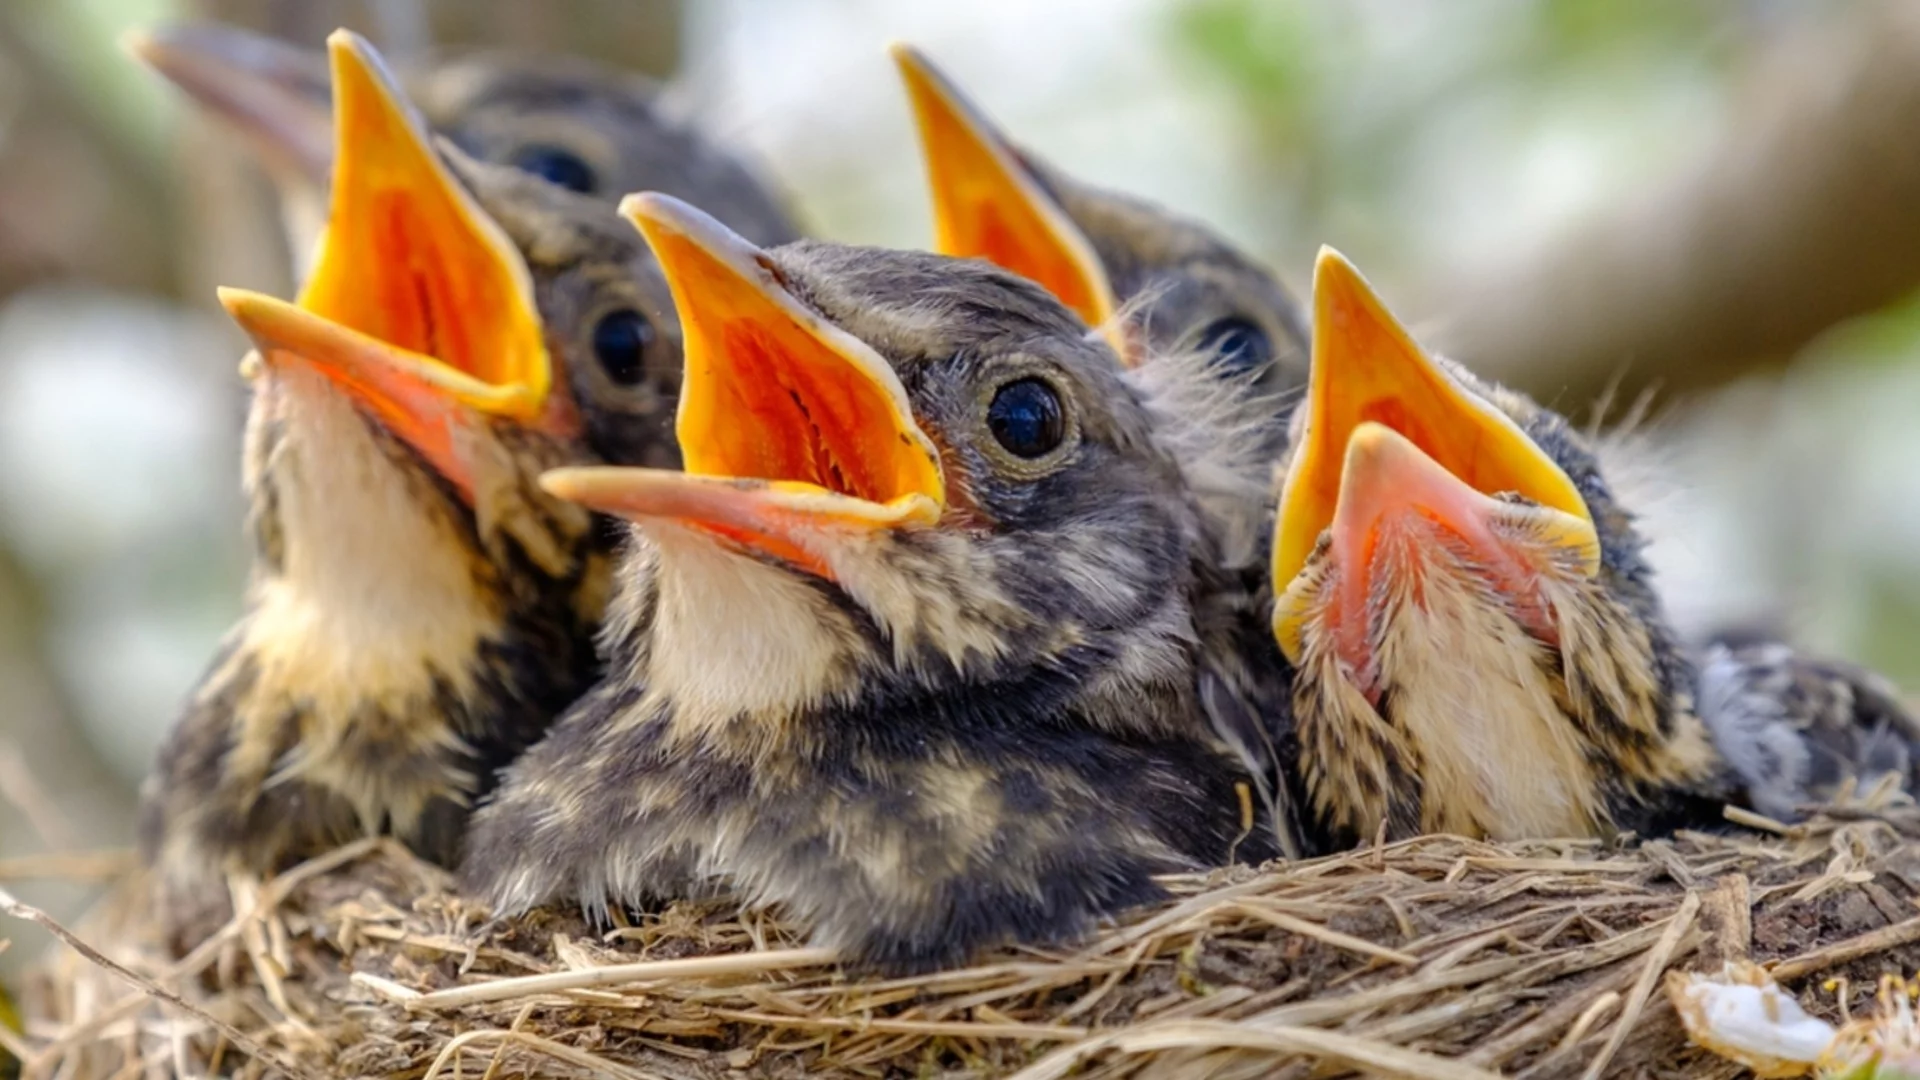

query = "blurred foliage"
[1165,0,1769,269]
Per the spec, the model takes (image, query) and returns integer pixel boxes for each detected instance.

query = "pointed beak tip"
[631,194,768,279]
[537,468,587,501]
[327,28,409,111]
[213,287,300,350]
[214,285,255,319]
[619,191,676,232]
[1312,247,1365,299]
[1343,420,1408,467]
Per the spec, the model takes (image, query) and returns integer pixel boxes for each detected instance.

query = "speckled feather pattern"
[1277,361,1730,849]
[463,244,1278,973]
[139,103,799,922]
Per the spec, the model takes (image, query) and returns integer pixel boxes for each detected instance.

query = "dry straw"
[5,783,1919,1079]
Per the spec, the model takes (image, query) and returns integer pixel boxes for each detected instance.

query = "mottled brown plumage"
[462,195,1277,973]
[137,33,790,919]
[128,19,797,268]
[1268,251,1730,850]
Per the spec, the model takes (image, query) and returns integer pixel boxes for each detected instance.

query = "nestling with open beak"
[463,194,1280,973]
[138,32,781,911]
[891,44,1306,394]
[893,44,1314,852]
[126,19,797,272]
[1269,249,1732,848]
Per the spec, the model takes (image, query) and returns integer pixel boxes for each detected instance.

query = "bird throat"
[1292,528,1608,842]
[237,368,507,825]
[637,525,856,739]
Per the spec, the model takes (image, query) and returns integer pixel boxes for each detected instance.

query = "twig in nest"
[1219,903,1418,966]
[1769,914,1920,982]
[0,850,134,884]
[0,884,327,1080]
[400,946,840,1009]
[421,1027,661,1080]
[1013,1018,1506,1080]
[27,837,382,1064]
[1577,889,1702,1080]
[1722,805,1796,836]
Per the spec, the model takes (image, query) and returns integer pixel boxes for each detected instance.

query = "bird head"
[1268,249,1710,841]
[126,20,799,269]
[543,194,1204,727]
[890,43,1306,390]
[216,30,686,596]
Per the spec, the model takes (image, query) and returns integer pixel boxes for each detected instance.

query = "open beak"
[215,30,553,495]
[889,43,1125,356]
[124,21,334,191]
[540,193,945,580]
[1270,249,1599,663]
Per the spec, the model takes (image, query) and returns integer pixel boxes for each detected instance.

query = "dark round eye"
[509,144,597,195]
[1196,316,1274,376]
[987,378,1066,459]
[591,309,654,385]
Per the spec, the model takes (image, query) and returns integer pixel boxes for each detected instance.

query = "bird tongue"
[540,194,945,580]
[1270,249,1599,665]
[892,43,1125,357]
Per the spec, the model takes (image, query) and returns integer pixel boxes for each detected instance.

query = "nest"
[6,792,1920,1080]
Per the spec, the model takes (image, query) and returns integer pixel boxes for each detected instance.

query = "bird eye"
[591,309,654,385]
[1196,316,1274,376]
[509,144,598,195]
[987,378,1066,459]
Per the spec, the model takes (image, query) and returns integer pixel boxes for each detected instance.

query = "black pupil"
[1198,317,1273,375]
[987,378,1066,459]
[592,310,653,385]
[510,145,597,195]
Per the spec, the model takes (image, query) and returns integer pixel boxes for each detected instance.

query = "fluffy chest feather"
[236,370,504,818]
[1370,565,1603,839]
[1291,531,1609,842]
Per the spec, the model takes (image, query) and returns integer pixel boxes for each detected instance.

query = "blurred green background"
[4,0,1920,962]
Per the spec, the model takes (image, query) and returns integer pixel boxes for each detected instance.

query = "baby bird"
[463,194,1278,973]
[139,33,716,903]
[890,44,1306,392]
[1269,249,1729,849]
[892,44,1311,851]
[127,19,796,269]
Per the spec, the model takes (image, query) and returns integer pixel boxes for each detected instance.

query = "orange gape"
[540,194,946,584]
[891,44,1123,351]
[215,30,556,498]
[297,31,547,407]
[1271,249,1599,665]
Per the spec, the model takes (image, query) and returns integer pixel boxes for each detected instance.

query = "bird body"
[138,32,789,913]
[465,195,1276,973]
[1695,629,1920,820]
[1270,251,1726,849]
[893,44,1312,854]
